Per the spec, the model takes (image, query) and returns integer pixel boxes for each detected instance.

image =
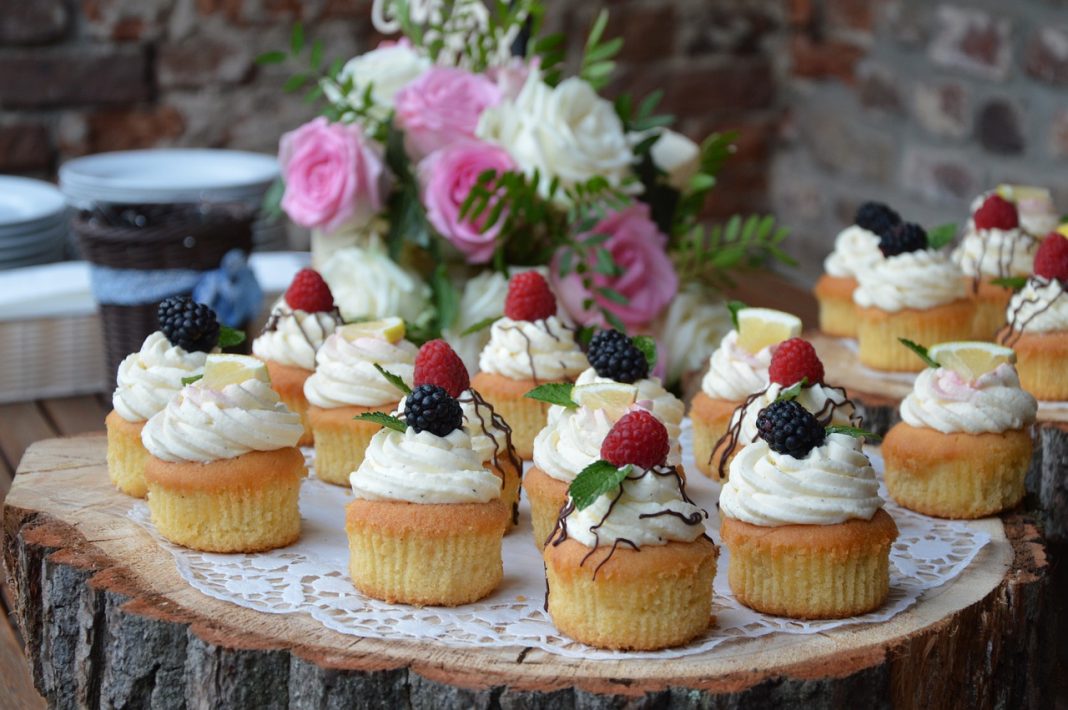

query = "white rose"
[442,270,510,373]
[650,129,701,192]
[476,75,633,200]
[322,43,431,119]
[320,238,431,325]
[653,283,732,386]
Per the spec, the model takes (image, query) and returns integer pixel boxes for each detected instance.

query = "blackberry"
[878,221,927,257]
[854,201,901,236]
[755,400,826,458]
[157,296,220,353]
[404,384,463,436]
[587,329,649,384]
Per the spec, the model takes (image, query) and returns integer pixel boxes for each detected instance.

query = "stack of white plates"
[0,176,69,270]
[59,149,286,250]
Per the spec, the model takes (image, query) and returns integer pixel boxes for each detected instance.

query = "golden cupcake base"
[1011,330,1068,401]
[471,372,560,460]
[856,299,976,372]
[308,403,398,486]
[523,465,568,547]
[689,391,742,480]
[814,274,859,338]
[264,359,314,446]
[105,410,149,498]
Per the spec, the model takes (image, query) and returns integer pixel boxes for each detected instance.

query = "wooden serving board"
[1,435,1056,708]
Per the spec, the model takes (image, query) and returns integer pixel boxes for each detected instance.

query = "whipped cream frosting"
[303,333,416,408]
[533,406,616,484]
[853,249,966,312]
[700,330,773,401]
[575,367,684,436]
[478,316,588,381]
[252,306,341,370]
[350,428,502,504]
[823,224,883,279]
[457,389,516,466]
[141,378,303,463]
[1006,277,1068,334]
[900,364,1036,434]
[112,331,209,423]
[952,227,1036,280]
[731,382,858,448]
[561,465,706,548]
[720,433,883,526]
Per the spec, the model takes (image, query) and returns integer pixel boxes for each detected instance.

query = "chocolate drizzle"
[458,388,523,524]
[259,306,345,353]
[997,276,1067,347]
[968,227,1036,294]
[496,317,577,386]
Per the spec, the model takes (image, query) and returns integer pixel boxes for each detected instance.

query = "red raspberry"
[414,339,470,397]
[1034,232,1068,282]
[600,410,670,469]
[973,194,1019,231]
[284,269,334,312]
[769,337,825,387]
[504,271,557,321]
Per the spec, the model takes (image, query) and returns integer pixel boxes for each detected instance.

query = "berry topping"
[404,384,463,437]
[157,296,220,353]
[414,339,470,397]
[1033,232,1068,282]
[504,271,557,321]
[284,268,334,313]
[599,410,670,469]
[756,400,826,458]
[973,194,1019,231]
[768,337,825,386]
[587,329,649,383]
[878,221,927,257]
[854,201,901,235]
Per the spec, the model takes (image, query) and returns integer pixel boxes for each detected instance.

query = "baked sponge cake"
[141,354,306,552]
[544,411,717,651]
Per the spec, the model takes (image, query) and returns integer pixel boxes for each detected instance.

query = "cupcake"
[303,318,416,486]
[471,272,587,459]
[252,268,342,446]
[106,296,222,498]
[544,411,717,650]
[690,307,802,477]
[854,222,974,371]
[346,385,509,606]
[883,341,1036,519]
[999,232,1068,401]
[141,355,306,552]
[719,400,897,619]
[814,201,899,337]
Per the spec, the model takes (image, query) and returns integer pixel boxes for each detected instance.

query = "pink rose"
[419,141,516,264]
[394,67,502,158]
[279,117,387,232]
[552,204,678,329]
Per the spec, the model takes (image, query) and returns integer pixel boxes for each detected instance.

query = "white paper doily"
[129,420,992,660]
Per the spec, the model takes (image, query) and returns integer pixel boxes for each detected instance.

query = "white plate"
[0,176,67,228]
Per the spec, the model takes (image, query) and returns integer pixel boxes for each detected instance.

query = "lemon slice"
[1056,224,1068,238]
[995,184,1051,204]
[928,341,1015,381]
[736,308,802,354]
[572,381,639,413]
[338,317,406,344]
[201,354,271,389]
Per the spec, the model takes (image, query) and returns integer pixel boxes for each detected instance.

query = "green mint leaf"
[181,374,203,385]
[927,223,957,250]
[354,412,406,433]
[825,425,882,443]
[569,461,632,511]
[460,315,500,337]
[524,383,577,408]
[898,338,939,368]
[727,300,747,330]
[575,325,597,348]
[775,377,807,402]
[990,276,1028,291]
[632,335,657,370]
[374,364,411,395]
[218,326,246,348]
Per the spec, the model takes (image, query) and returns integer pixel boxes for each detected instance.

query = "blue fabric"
[192,250,263,327]
[89,265,201,306]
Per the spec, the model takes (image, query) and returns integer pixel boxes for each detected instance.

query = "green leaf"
[632,335,657,370]
[283,73,308,92]
[309,39,323,69]
[460,315,500,337]
[290,22,304,55]
[825,425,882,443]
[430,265,460,333]
[181,374,203,385]
[898,338,939,368]
[218,326,246,348]
[596,286,628,305]
[575,325,596,348]
[775,377,808,402]
[569,461,632,511]
[524,382,577,408]
[603,309,628,334]
[374,364,411,395]
[927,223,957,250]
[990,276,1028,291]
[727,300,747,329]
[256,50,287,65]
[354,411,406,433]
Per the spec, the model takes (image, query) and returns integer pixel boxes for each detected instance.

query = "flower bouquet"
[260,0,794,385]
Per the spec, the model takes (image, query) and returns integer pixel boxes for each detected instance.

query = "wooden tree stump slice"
[1,435,1056,709]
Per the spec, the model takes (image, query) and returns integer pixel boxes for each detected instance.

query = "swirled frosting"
[853,250,966,312]
[562,466,706,548]
[350,428,502,504]
[574,367,684,437]
[303,333,416,408]
[1007,277,1068,334]
[731,382,857,447]
[252,306,341,370]
[720,434,883,526]
[952,227,1036,279]
[823,225,883,278]
[141,379,303,463]
[478,316,587,380]
[112,331,209,423]
[900,364,1036,434]
[700,330,773,401]
[533,406,615,483]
